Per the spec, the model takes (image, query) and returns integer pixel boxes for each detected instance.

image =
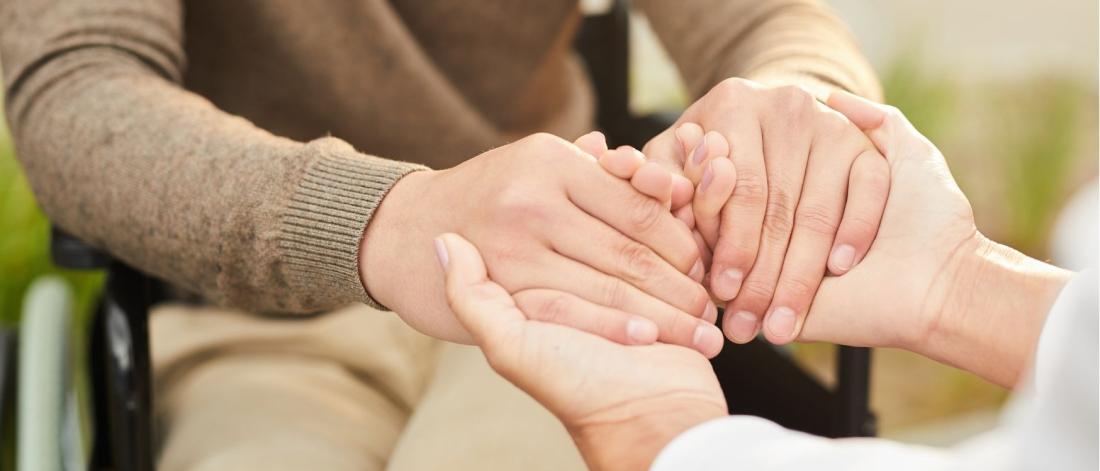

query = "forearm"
[638,0,882,101]
[6,47,424,313]
[919,235,1073,387]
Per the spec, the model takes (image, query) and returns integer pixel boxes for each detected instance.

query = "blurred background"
[1,0,1096,450]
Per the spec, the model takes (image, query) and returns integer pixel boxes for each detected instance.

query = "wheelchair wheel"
[18,277,85,471]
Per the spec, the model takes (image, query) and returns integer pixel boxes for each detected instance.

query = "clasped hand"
[363,79,892,358]
[435,90,988,471]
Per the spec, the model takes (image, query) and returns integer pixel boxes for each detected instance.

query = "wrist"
[358,169,438,308]
[916,234,1072,387]
[569,397,725,471]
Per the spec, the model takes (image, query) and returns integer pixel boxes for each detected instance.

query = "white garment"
[651,270,1099,471]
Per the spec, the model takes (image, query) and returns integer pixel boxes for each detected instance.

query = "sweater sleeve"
[635,0,882,101]
[0,0,426,314]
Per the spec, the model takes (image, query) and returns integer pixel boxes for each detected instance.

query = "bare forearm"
[920,235,1072,387]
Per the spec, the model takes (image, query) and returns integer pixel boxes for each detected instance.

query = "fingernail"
[689,259,705,281]
[699,161,715,193]
[713,268,743,300]
[725,310,758,343]
[433,237,449,268]
[674,124,690,150]
[691,134,708,165]
[693,323,722,357]
[766,307,797,339]
[627,317,657,344]
[703,301,718,324]
[830,244,856,272]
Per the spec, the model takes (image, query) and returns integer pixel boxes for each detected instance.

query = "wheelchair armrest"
[51,226,111,270]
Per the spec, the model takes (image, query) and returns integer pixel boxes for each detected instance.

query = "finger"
[671,174,695,210]
[574,131,609,158]
[683,130,730,185]
[645,125,696,208]
[761,138,854,345]
[674,204,696,230]
[565,165,702,275]
[436,234,526,348]
[514,289,659,345]
[673,122,705,161]
[825,91,932,165]
[828,149,890,275]
[598,145,646,179]
[597,145,676,207]
[824,92,887,131]
[693,156,737,249]
[549,210,713,319]
[722,117,813,343]
[513,253,723,357]
[708,114,767,303]
[631,161,674,205]
[692,229,712,271]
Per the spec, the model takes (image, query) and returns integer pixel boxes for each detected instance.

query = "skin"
[360,132,723,357]
[440,93,1072,471]
[643,78,892,345]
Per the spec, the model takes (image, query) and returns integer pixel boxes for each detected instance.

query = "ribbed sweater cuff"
[280,137,427,311]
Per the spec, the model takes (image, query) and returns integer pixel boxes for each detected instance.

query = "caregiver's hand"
[436,233,726,471]
[644,78,890,345]
[801,92,1072,387]
[361,133,723,356]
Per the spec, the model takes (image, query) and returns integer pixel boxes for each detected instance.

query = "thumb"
[574,131,609,157]
[825,91,937,166]
[643,126,694,209]
[436,233,526,350]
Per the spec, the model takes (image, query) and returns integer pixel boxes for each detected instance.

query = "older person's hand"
[644,79,891,346]
[434,232,726,471]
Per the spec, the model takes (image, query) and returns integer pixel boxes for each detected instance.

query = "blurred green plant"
[0,104,104,327]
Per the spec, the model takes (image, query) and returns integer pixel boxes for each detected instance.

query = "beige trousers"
[150,303,587,471]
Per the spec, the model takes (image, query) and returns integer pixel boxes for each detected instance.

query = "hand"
[435,232,726,471]
[803,92,1071,386]
[361,133,723,356]
[644,78,890,345]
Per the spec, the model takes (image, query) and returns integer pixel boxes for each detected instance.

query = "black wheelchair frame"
[4,2,873,470]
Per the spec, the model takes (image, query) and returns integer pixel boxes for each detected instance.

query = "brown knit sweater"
[0,0,880,314]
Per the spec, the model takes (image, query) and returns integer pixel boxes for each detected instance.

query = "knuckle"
[819,112,855,137]
[535,293,573,324]
[521,133,575,163]
[794,203,839,236]
[617,242,660,284]
[491,184,551,228]
[855,157,891,193]
[773,85,815,118]
[780,275,818,303]
[524,132,566,149]
[763,190,795,239]
[488,244,529,267]
[738,279,775,303]
[712,77,754,100]
[733,172,767,204]
[600,276,630,309]
[628,195,665,233]
[842,214,879,238]
[686,286,711,316]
